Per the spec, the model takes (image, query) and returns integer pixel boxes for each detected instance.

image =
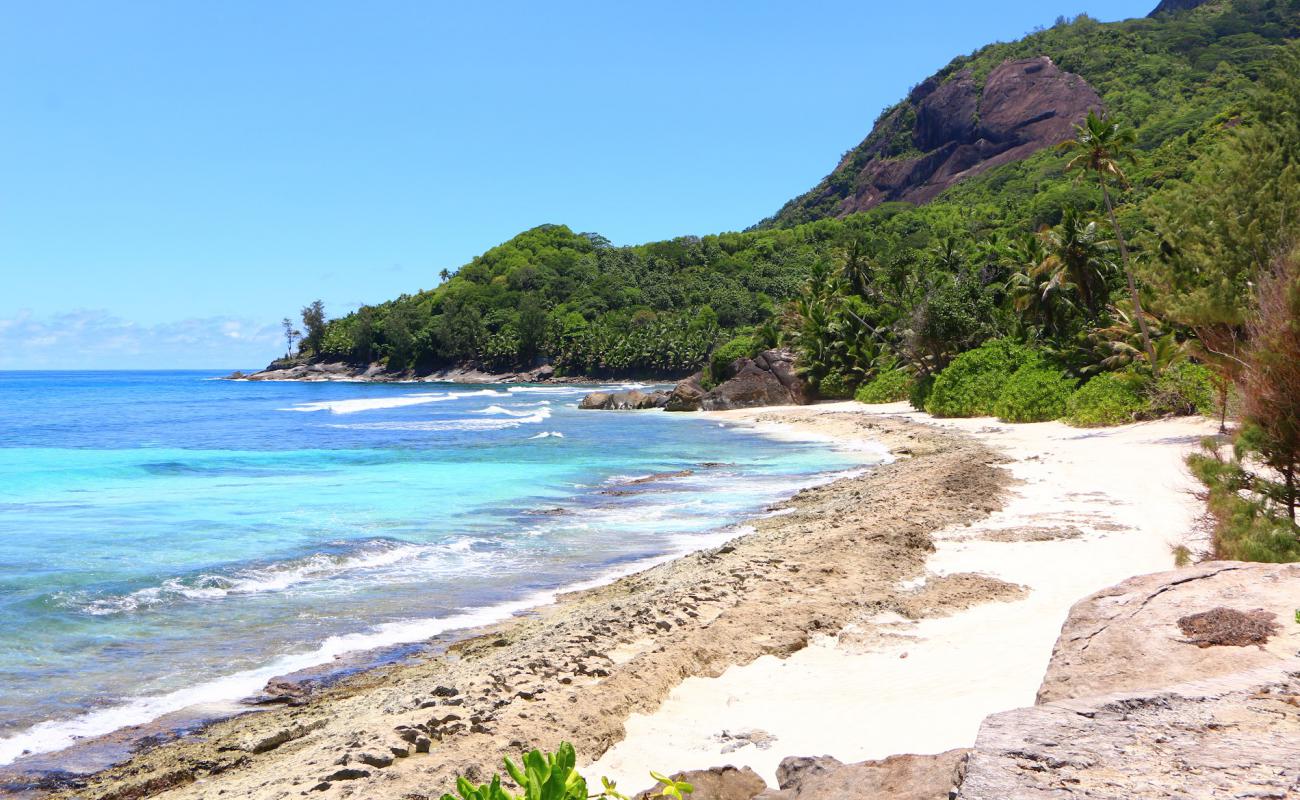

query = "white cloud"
[0,309,285,370]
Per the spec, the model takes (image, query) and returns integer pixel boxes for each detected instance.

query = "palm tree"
[439,268,451,283]
[1040,208,1113,318]
[1059,112,1159,373]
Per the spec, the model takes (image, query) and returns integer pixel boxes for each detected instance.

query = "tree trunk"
[1101,181,1160,375]
[1287,466,1296,523]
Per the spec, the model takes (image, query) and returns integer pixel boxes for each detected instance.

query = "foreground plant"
[439,743,692,800]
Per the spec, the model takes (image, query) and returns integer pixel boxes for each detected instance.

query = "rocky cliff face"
[770,57,1102,225]
[1149,0,1214,16]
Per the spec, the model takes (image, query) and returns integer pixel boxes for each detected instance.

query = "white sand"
[590,403,1217,791]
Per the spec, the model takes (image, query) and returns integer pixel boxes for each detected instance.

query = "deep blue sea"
[0,371,871,766]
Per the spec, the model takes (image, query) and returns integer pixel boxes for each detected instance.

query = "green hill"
[294,0,1300,379]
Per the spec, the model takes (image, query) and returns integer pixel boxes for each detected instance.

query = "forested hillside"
[288,0,1299,384]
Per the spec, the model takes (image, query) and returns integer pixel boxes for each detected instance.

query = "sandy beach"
[34,402,1216,800]
[595,403,1217,791]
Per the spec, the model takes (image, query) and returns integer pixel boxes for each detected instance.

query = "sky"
[0,0,1156,369]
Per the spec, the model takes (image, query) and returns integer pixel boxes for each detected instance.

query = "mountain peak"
[1149,0,1214,16]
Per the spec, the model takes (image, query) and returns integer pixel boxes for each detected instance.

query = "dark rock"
[665,372,707,412]
[701,367,794,411]
[635,766,768,800]
[578,390,671,410]
[913,69,978,151]
[666,348,807,412]
[761,349,807,405]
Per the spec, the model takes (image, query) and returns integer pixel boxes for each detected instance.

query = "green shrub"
[1188,446,1300,563]
[993,365,1076,423]
[925,339,1035,418]
[909,372,936,411]
[855,368,915,404]
[1065,372,1148,427]
[1147,361,1216,417]
[707,334,757,384]
[437,742,692,800]
[817,370,854,399]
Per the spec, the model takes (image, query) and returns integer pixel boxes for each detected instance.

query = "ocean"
[0,371,872,767]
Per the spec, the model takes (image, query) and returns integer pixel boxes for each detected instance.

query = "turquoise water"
[0,371,868,765]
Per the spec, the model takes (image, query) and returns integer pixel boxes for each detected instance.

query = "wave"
[58,540,449,616]
[528,431,565,439]
[0,589,556,767]
[472,405,548,418]
[329,407,552,432]
[279,388,508,415]
[0,454,879,769]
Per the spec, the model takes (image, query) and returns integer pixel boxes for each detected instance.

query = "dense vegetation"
[281,1,1300,559]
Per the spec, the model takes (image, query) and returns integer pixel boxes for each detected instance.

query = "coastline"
[17,403,1216,800]
[0,406,862,790]
[36,411,1013,800]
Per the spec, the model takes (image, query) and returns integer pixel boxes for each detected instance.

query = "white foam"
[529,431,565,439]
[73,542,434,615]
[0,512,752,767]
[279,393,455,414]
[506,386,592,395]
[279,388,508,414]
[472,405,546,418]
[328,407,551,432]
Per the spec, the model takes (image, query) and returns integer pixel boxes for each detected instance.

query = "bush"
[855,368,915,404]
[707,334,756,384]
[817,370,854,399]
[993,365,1076,423]
[1188,445,1300,563]
[1065,372,1148,427]
[925,339,1035,418]
[1147,361,1216,417]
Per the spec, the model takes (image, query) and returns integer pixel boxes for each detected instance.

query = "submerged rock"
[577,389,671,410]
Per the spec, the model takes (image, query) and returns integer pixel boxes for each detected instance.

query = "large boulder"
[754,349,807,405]
[1036,561,1299,704]
[578,389,670,410]
[665,372,708,412]
[665,348,807,412]
[701,363,795,411]
[958,562,1300,798]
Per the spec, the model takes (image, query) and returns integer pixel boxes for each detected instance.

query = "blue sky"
[1,0,1154,369]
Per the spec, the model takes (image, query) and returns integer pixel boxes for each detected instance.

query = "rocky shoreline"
[32,415,1015,800]
[224,360,678,386]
